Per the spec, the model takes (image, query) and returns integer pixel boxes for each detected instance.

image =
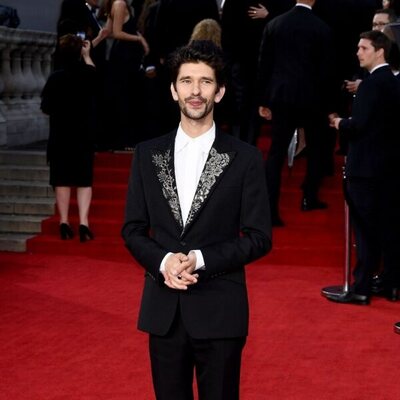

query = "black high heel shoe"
[60,223,74,240]
[79,224,94,242]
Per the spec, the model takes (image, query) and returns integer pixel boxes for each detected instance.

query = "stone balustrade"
[0,26,56,147]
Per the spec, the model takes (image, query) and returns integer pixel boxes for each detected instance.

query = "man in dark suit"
[57,0,101,39]
[257,0,337,226]
[327,30,400,305]
[220,0,294,144]
[122,41,271,399]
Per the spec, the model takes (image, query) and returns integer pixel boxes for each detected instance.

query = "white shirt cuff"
[160,251,205,272]
[191,250,205,271]
[160,252,172,272]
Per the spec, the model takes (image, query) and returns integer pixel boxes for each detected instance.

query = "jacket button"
[180,241,186,246]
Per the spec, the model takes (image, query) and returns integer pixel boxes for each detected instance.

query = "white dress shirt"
[160,123,216,272]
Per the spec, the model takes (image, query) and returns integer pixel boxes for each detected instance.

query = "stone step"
[0,196,55,215]
[0,215,48,234]
[0,233,35,252]
[0,180,54,198]
[0,165,49,181]
[0,150,47,166]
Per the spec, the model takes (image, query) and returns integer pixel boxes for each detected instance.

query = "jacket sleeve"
[339,79,378,139]
[200,149,272,278]
[121,144,168,280]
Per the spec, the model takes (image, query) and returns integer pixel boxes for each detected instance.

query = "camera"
[76,31,86,40]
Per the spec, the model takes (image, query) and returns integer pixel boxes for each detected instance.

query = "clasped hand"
[162,252,199,290]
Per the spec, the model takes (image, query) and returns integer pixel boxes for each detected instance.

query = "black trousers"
[266,106,329,217]
[149,309,246,400]
[346,176,400,295]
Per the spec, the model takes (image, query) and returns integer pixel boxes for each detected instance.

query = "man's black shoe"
[325,291,370,305]
[301,197,328,212]
[374,287,399,302]
[371,274,399,301]
[394,322,400,334]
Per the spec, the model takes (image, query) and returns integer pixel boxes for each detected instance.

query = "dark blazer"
[339,66,400,178]
[258,5,335,112]
[122,130,272,339]
[57,0,101,40]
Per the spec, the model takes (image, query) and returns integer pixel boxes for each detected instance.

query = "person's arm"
[81,40,95,67]
[111,0,149,54]
[257,22,274,109]
[91,26,110,48]
[248,3,269,19]
[121,144,173,281]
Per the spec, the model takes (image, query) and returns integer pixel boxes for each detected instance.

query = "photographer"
[41,34,97,242]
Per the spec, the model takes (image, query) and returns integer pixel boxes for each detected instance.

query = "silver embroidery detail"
[152,150,183,227]
[186,148,231,226]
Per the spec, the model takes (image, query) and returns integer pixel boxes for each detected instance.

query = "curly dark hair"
[168,40,226,89]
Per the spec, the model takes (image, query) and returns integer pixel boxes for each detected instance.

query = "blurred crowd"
[49,0,400,152]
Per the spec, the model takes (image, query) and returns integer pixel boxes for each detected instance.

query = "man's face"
[357,38,384,70]
[170,62,225,122]
[372,13,390,31]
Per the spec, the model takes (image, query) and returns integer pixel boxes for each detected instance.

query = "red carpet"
[1,142,400,399]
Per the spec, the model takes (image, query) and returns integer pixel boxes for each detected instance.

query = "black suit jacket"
[122,130,272,339]
[258,5,335,112]
[339,66,400,178]
[57,0,101,39]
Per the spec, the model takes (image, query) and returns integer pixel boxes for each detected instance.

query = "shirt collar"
[296,3,312,10]
[369,63,389,74]
[175,123,216,154]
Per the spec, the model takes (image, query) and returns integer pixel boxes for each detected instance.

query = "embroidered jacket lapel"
[150,131,236,236]
[151,132,184,229]
[183,134,236,235]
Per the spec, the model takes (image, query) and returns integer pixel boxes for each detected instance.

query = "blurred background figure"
[189,18,222,47]
[55,0,108,69]
[383,0,400,17]
[55,0,110,152]
[257,0,337,227]
[102,0,150,150]
[220,0,294,145]
[41,34,97,242]
[136,0,167,139]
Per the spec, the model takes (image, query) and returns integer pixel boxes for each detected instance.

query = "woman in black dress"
[103,0,150,149]
[41,34,96,242]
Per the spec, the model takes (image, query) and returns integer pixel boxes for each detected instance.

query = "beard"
[179,96,214,121]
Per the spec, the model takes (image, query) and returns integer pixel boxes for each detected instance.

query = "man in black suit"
[122,41,271,400]
[57,0,101,37]
[257,0,336,226]
[220,0,294,144]
[327,30,400,305]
